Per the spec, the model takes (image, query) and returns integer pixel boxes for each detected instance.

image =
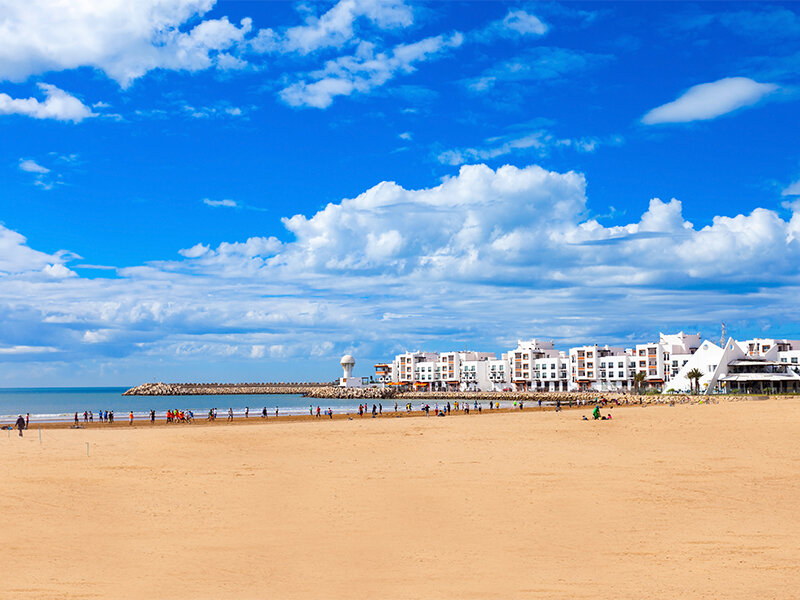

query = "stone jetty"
[124,382,733,405]
[123,382,331,396]
[302,387,714,404]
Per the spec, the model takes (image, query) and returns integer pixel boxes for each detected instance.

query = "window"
[639,361,645,367]
[793,358,798,364]
[672,360,678,367]
[619,372,624,378]
[639,349,646,356]
[618,362,624,368]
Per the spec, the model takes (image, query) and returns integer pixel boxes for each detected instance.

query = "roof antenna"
[720,322,726,348]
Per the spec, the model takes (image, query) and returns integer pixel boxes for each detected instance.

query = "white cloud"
[0,83,96,122]
[437,130,602,166]
[642,77,779,124]
[474,8,548,43]
[4,164,800,381]
[783,180,800,196]
[19,159,49,174]
[203,198,237,208]
[0,223,75,275]
[501,9,548,36]
[280,33,463,108]
[178,243,210,258]
[0,345,58,355]
[0,0,253,87]
[251,0,413,55]
[465,47,606,92]
[182,103,245,119]
[398,131,412,140]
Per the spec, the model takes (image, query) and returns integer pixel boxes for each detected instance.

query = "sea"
[0,387,375,425]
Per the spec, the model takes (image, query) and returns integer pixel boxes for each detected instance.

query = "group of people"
[74,410,114,424]
[212,406,282,421]
[165,409,193,423]
[309,405,334,418]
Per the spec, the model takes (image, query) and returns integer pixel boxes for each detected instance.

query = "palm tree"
[686,368,703,395]
[633,371,646,395]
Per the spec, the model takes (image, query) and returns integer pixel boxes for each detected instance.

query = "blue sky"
[1,0,799,386]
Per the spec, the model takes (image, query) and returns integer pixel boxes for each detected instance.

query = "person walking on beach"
[74,412,79,425]
[89,411,93,422]
[227,408,233,422]
[150,409,156,424]
[310,405,313,416]
[129,411,134,425]
[16,415,25,437]
[262,407,267,418]
[275,406,279,417]
[328,408,333,419]
[358,404,363,417]
[83,411,88,422]
[245,407,249,418]
[316,406,321,418]
[372,404,377,417]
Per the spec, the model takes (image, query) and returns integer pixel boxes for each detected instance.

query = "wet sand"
[2,398,798,599]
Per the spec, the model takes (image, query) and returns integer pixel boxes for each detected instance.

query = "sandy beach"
[3,398,799,599]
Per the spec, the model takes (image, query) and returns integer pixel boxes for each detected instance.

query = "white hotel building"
[372,331,800,395]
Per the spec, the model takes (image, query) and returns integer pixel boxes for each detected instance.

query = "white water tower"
[340,354,355,386]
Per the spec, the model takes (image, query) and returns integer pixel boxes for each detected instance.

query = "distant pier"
[123,382,331,396]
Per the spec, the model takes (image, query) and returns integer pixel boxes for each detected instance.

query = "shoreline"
[10,394,758,430]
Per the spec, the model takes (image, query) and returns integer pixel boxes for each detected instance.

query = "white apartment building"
[570,344,634,391]
[393,351,438,385]
[374,332,800,394]
[384,350,501,391]
[509,340,569,391]
[487,355,511,390]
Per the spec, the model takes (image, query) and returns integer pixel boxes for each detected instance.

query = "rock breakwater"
[123,382,330,396]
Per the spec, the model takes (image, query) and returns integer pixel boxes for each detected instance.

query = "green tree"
[633,371,646,395]
[686,368,704,395]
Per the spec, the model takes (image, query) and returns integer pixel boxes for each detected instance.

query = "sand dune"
[2,399,798,599]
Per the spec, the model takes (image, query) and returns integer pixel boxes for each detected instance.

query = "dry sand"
[2,398,798,599]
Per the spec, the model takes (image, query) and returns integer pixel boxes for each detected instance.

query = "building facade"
[372,332,800,394]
